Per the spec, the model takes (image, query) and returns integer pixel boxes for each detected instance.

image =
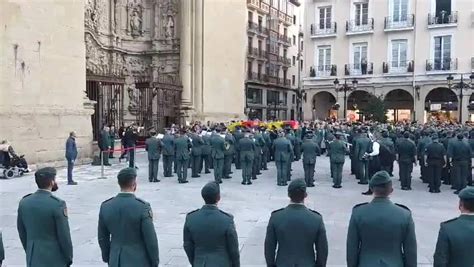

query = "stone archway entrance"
[384,89,414,122]
[425,87,458,122]
[347,90,372,121]
[312,91,336,120]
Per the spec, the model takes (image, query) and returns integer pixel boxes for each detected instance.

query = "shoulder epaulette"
[22,193,32,199]
[134,197,147,205]
[395,203,411,211]
[309,209,321,216]
[442,217,458,224]
[271,208,284,214]
[219,210,233,218]
[187,209,199,215]
[50,195,63,203]
[353,202,368,209]
[102,197,114,204]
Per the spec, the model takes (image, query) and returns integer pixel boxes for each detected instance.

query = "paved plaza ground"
[0,153,462,266]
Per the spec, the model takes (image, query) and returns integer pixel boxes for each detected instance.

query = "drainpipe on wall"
[412,0,418,122]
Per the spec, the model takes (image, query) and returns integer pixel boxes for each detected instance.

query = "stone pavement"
[0,152,461,266]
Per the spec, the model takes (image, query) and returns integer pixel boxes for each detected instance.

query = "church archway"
[312,91,336,120]
[384,89,414,122]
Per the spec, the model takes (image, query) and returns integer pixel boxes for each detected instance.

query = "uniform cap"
[117,167,137,182]
[201,181,220,200]
[35,167,57,180]
[288,179,307,194]
[369,171,392,187]
[458,187,474,200]
[431,133,439,140]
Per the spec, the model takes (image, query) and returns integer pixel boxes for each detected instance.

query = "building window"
[248,37,252,52]
[283,92,288,105]
[435,0,452,18]
[283,48,287,58]
[284,27,288,37]
[317,45,331,74]
[292,56,296,66]
[354,2,369,26]
[247,61,252,78]
[319,6,332,29]
[391,39,408,69]
[247,88,263,104]
[283,69,287,80]
[392,0,408,22]
[433,35,452,70]
[300,40,303,50]
[293,15,296,24]
[300,59,303,71]
[293,35,296,45]
[258,63,262,78]
[292,94,296,104]
[292,75,295,85]
[248,11,253,22]
[258,16,263,28]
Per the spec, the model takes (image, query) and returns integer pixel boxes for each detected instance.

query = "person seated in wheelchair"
[0,140,29,177]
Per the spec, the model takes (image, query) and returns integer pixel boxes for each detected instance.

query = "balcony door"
[319,6,332,29]
[317,45,331,75]
[436,0,451,18]
[434,35,452,70]
[391,39,408,71]
[392,0,408,22]
[353,43,368,74]
[354,2,369,26]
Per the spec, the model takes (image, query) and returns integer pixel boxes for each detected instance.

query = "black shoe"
[205,171,211,174]
[217,180,222,184]
[191,175,200,178]
[154,180,160,182]
[429,189,435,193]
[256,172,262,175]
[435,189,441,193]
[358,181,368,185]
[407,187,412,190]
[134,166,139,169]
[182,180,189,184]
[277,183,286,186]
[67,181,78,185]
[241,181,246,185]
[229,172,233,174]
[247,181,253,185]
[104,163,112,166]
[263,168,268,170]
[401,187,408,190]
[251,177,257,180]
[307,184,315,187]
[362,190,373,195]
[454,190,460,195]
[282,182,288,186]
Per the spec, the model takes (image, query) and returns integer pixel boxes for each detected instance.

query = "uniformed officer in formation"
[353,130,371,184]
[201,131,213,174]
[273,131,293,186]
[210,128,226,184]
[396,131,417,190]
[191,132,204,178]
[448,133,472,194]
[0,231,3,267]
[233,126,244,170]
[417,131,432,183]
[264,179,328,267]
[252,129,264,180]
[145,129,163,183]
[174,129,192,184]
[346,171,417,267]
[328,132,347,188]
[162,129,175,177]
[424,134,447,193]
[223,128,236,179]
[183,181,240,267]
[301,131,320,187]
[98,167,159,267]
[434,186,474,267]
[239,130,255,185]
[378,130,396,176]
[261,128,271,170]
[17,167,73,267]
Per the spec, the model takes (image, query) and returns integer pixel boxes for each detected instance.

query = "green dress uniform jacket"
[162,134,175,156]
[346,198,417,267]
[98,193,159,267]
[0,231,4,266]
[329,140,347,187]
[183,205,240,267]
[265,204,328,267]
[210,135,226,160]
[434,214,474,267]
[145,137,162,160]
[17,190,73,267]
[175,136,191,161]
[239,137,256,183]
[354,136,371,182]
[273,137,293,185]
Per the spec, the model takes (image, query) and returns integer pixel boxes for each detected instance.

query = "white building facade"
[302,0,474,123]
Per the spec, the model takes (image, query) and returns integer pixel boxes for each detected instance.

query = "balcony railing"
[310,22,337,36]
[426,58,458,72]
[247,72,267,83]
[247,0,270,14]
[277,56,291,66]
[267,75,291,87]
[384,15,415,30]
[346,18,374,33]
[248,47,267,60]
[345,62,374,76]
[248,21,269,36]
[309,65,337,77]
[277,34,291,45]
[382,60,414,74]
[428,11,458,26]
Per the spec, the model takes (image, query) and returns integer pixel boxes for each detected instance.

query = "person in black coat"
[65,131,78,185]
[123,126,139,168]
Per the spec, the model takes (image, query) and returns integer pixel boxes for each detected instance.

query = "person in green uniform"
[329,132,348,188]
[264,179,328,267]
[346,171,417,267]
[252,129,264,180]
[162,129,175,177]
[354,130,371,184]
[396,132,417,190]
[379,130,396,176]
[210,128,226,184]
[98,168,159,267]
[301,131,320,187]
[239,131,255,185]
[224,129,236,179]
[183,182,240,266]
[0,231,3,267]
[261,127,271,170]
[434,186,474,267]
[191,133,203,178]
[424,134,447,193]
[273,132,292,186]
[17,167,73,267]
[448,134,472,194]
[294,130,303,161]
[145,130,163,183]
[201,131,212,174]
[417,131,432,183]
[286,129,296,181]
[233,126,244,169]
[174,130,191,184]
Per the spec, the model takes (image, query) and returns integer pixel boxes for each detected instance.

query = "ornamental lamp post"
[446,73,474,123]
[334,78,358,119]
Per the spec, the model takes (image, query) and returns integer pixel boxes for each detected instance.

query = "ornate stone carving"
[127,0,143,37]
[85,34,111,75]
[127,83,141,115]
[85,0,99,32]
[158,0,179,39]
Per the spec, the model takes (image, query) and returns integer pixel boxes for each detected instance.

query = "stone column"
[179,0,193,110]
[460,90,470,124]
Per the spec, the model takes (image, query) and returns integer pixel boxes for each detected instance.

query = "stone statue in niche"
[130,10,142,37]
[127,83,140,114]
[165,15,174,38]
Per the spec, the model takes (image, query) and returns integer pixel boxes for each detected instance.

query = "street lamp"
[334,78,358,119]
[446,73,474,123]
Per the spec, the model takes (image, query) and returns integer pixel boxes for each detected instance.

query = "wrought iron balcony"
[345,62,374,76]
[428,11,458,26]
[247,72,267,83]
[277,56,291,66]
[248,21,269,36]
[247,0,270,14]
[425,58,458,72]
[277,34,291,45]
[384,15,415,30]
[346,18,374,34]
[310,22,337,36]
[267,75,291,87]
[309,65,337,77]
[247,47,267,60]
[382,60,414,74]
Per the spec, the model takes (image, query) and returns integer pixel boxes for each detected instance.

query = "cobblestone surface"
[0,153,460,266]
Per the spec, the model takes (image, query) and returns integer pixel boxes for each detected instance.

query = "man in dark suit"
[99,126,111,166]
[123,126,138,168]
[145,130,163,183]
[17,167,73,267]
[98,168,159,267]
[346,171,417,267]
[354,131,372,184]
[65,131,78,185]
[183,182,240,267]
[265,179,328,267]
[434,186,474,267]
